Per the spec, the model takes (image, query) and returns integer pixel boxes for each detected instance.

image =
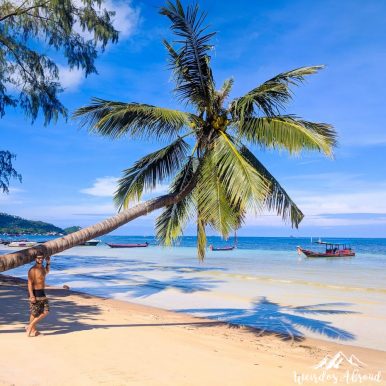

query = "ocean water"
[2,236,386,349]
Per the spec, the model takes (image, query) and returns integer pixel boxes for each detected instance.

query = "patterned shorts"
[29,298,49,317]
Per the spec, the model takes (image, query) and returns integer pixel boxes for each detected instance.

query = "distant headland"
[0,213,80,236]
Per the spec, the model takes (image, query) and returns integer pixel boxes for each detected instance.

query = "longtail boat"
[210,232,237,251]
[106,242,149,248]
[297,241,355,258]
[210,245,235,251]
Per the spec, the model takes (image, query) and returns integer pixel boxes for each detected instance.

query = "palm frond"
[74,98,194,140]
[240,146,304,227]
[114,137,190,209]
[213,132,270,212]
[218,78,234,104]
[196,153,240,238]
[237,115,337,156]
[230,65,324,119]
[197,215,207,261]
[155,157,197,245]
[160,0,215,109]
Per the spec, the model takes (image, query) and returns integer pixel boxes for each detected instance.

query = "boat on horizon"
[297,241,355,258]
[106,242,149,248]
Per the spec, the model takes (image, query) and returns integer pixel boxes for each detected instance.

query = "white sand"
[1,275,385,386]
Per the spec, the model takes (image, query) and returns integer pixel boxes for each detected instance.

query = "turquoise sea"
[2,236,386,349]
[4,235,386,290]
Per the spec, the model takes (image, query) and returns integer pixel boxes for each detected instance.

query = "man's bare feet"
[25,325,39,337]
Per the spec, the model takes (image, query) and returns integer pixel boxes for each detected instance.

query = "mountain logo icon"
[313,351,367,370]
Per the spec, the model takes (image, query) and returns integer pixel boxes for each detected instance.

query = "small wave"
[217,272,386,294]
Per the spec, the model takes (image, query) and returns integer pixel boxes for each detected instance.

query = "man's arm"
[45,256,51,274]
[27,268,36,303]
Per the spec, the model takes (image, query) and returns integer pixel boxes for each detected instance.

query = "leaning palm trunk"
[0,190,189,272]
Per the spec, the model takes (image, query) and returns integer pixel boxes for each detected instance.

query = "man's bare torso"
[28,266,46,290]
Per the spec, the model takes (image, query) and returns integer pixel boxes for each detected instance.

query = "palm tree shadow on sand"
[177,297,358,342]
[0,276,357,340]
[0,275,222,336]
[121,276,223,298]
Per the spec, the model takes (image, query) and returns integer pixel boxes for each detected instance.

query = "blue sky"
[1,0,386,237]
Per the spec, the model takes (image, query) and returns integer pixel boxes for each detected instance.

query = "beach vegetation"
[0,151,21,193]
[0,0,119,192]
[63,226,82,235]
[0,212,64,234]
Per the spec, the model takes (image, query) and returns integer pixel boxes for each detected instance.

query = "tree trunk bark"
[0,192,182,272]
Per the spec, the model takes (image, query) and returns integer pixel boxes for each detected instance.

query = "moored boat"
[297,241,355,258]
[8,241,38,247]
[79,239,101,246]
[106,242,149,248]
[209,231,237,251]
[209,245,235,251]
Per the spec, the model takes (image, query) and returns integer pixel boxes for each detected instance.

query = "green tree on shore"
[0,0,119,192]
[0,151,21,193]
[0,0,336,271]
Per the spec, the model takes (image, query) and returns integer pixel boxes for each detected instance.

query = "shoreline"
[5,244,385,351]
[1,273,385,386]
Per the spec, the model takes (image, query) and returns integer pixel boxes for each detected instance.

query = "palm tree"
[0,0,336,272]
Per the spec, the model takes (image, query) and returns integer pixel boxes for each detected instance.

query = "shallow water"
[2,236,386,350]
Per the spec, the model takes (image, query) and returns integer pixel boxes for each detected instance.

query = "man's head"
[35,254,44,264]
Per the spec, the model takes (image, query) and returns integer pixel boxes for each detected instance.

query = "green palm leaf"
[156,157,197,245]
[160,0,215,109]
[196,153,240,238]
[237,115,337,156]
[115,137,190,209]
[74,98,193,140]
[218,78,234,103]
[230,66,324,119]
[213,132,270,212]
[240,146,304,227]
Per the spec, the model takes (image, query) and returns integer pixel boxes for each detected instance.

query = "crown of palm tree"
[74,0,336,260]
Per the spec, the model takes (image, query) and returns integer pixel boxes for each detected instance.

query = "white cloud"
[58,65,84,91]
[56,1,140,91]
[240,185,386,229]
[106,0,141,39]
[73,0,140,40]
[301,215,386,227]
[81,176,119,197]
[295,190,386,215]
[81,176,170,199]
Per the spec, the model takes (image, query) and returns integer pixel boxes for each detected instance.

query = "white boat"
[79,239,101,246]
[8,241,38,247]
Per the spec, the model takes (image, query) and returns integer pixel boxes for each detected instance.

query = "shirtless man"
[26,254,50,337]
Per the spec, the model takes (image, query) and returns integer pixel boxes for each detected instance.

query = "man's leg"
[28,311,49,336]
[27,300,49,336]
[26,313,36,335]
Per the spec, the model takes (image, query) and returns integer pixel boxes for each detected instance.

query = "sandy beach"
[1,274,385,386]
